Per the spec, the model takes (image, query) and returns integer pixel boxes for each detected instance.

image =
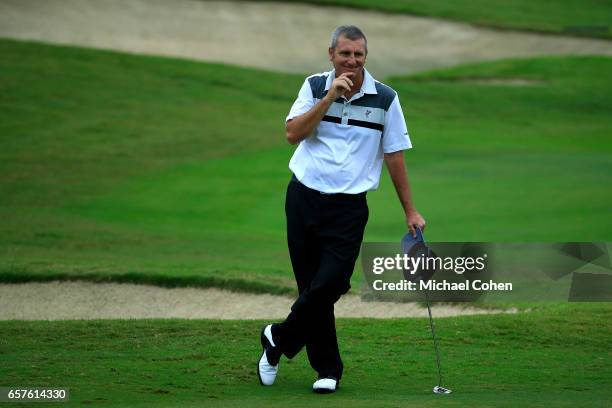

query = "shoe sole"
[257,357,264,385]
[313,387,336,394]
[258,325,282,386]
[313,379,340,394]
[257,326,266,385]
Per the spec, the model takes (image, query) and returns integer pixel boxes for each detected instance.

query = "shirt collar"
[324,68,378,95]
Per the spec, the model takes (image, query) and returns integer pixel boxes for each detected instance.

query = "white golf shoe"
[312,377,338,393]
[257,324,280,386]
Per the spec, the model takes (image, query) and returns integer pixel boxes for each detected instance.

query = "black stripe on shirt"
[348,119,384,131]
[322,116,384,131]
[322,115,341,124]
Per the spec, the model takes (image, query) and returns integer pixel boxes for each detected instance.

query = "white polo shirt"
[286,68,412,194]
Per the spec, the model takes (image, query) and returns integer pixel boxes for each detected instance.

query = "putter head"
[401,227,437,283]
[433,385,452,394]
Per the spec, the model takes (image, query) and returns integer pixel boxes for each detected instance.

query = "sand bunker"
[0,282,515,320]
[0,0,610,78]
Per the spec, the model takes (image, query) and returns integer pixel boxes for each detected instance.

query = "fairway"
[1,40,611,292]
[0,304,610,407]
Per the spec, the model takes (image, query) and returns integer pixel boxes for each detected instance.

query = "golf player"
[257,25,426,393]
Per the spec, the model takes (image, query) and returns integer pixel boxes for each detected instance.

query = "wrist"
[404,205,417,215]
[323,91,338,103]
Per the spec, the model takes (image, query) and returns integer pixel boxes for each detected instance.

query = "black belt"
[290,174,367,198]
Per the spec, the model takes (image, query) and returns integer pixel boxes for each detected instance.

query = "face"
[328,35,367,79]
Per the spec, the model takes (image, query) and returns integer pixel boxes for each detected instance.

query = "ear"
[328,47,334,61]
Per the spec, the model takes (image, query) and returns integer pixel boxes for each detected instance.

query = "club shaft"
[425,290,443,386]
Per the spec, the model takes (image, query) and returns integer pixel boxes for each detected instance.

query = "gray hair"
[330,25,368,54]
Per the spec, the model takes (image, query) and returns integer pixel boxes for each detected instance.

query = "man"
[257,25,426,393]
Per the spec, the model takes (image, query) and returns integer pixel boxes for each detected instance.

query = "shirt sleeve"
[285,78,315,122]
[382,94,412,153]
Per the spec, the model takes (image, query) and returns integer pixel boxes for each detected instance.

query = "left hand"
[406,210,426,238]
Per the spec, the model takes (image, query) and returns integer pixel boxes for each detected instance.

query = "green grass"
[274,0,612,38]
[1,39,611,293]
[0,304,610,407]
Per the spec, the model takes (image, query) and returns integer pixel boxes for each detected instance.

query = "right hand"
[327,72,354,99]
[406,210,426,238]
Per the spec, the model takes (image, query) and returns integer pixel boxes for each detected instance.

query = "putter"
[402,228,452,395]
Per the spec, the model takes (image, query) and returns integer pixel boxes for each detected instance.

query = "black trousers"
[272,175,368,380]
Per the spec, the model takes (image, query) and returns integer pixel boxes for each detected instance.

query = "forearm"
[385,151,417,214]
[285,94,335,145]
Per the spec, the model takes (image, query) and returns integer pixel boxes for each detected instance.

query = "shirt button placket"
[342,101,349,125]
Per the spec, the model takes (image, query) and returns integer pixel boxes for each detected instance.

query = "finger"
[408,223,416,238]
[337,81,351,91]
[336,83,350,93]
[338,77,353,88]
[333,86,348,97]
[339,74,355,87]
